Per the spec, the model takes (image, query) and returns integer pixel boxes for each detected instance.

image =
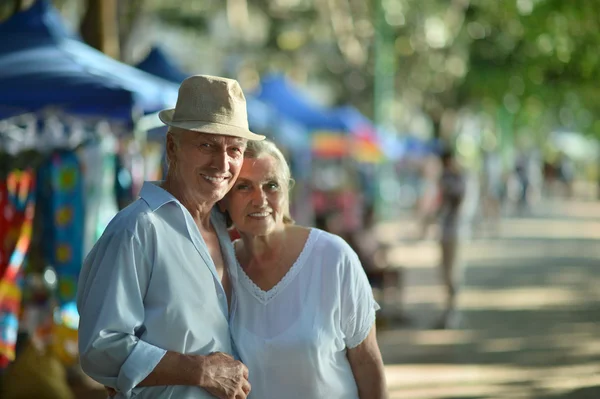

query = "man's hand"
[199,352,251,399]
[105,386,117,397]
[103,351,250,398]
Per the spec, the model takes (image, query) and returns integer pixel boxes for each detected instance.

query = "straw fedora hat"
[159,75,265,141]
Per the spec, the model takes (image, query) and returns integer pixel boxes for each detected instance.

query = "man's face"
[167,130,247,204]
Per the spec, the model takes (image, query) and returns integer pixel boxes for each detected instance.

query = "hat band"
[172,112,248,129]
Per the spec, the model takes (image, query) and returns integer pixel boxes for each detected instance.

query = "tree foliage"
[461,0,600,136]
[4,0,600,138]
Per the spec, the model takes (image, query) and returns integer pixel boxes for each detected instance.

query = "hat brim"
[159,109,265,141]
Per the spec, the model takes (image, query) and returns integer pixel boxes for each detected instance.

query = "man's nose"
[211,151,228,172]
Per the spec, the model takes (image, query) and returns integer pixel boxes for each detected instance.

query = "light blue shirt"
[77,182,236,398]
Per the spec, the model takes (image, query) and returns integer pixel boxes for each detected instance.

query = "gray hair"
[164,127,187,169]
[167,126,187,139]
[244,139,295,224]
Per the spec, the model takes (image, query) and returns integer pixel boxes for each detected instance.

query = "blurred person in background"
[479,149,504,236]
[514,151,531,215]
[435,147,466,329]
[542,157,557,198]
[556,152,575,198]
[416,154,442,240]
[220,139,388,399]
[344,204,407,326]
[77,75,265,399]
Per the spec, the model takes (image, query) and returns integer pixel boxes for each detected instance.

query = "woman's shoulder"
[305,229,365,289]
[306,227,358,260]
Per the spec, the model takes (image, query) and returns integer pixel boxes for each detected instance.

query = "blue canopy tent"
[0,0,178,122]
[135,45,279,146]
[330,105,374,133]
[0,0,79,47]
[331,105,417,162]
[255,74,346,132]
[135,46,190,84]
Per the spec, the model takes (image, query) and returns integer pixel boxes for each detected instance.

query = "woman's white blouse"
[229,228,380,399]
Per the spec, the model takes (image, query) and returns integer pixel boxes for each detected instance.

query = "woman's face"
[225,155,288,236]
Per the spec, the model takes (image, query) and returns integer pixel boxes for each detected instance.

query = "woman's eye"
[267,182,280,190]
[236,184,249,190]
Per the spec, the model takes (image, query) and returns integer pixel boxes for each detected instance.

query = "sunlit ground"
[377,199,600,399]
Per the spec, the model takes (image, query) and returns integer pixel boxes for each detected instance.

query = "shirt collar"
[139,181,178,212]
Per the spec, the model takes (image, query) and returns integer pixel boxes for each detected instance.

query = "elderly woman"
[220,140,387,399]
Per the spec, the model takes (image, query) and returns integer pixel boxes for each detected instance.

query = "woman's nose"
[251,189,267,206]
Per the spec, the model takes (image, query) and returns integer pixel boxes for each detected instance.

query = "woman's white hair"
[244,139,295,224]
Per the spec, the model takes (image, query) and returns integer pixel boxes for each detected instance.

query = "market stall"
[255,74,388,231]
[0,1,177,384]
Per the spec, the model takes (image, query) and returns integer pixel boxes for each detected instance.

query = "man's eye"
[229,147,243,157]
[267,182,280,190]
[236,184,249,190]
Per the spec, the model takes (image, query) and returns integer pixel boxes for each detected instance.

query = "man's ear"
[166,133,178,163]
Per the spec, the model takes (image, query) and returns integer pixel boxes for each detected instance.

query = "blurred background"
[1,0,600,398]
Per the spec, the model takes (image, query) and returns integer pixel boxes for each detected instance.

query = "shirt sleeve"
[76,227,166,397]
[339,242,381,349]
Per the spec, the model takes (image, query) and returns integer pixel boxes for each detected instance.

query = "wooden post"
[80,0,120,59]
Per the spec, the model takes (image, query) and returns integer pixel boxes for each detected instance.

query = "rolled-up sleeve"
[76,228,166,396]
[339,247,381,349]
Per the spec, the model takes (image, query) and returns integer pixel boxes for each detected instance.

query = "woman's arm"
[347,324,388,399]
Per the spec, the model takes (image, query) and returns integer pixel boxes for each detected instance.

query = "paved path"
[378,200,600,399]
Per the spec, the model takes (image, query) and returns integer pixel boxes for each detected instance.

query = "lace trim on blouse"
[235,228,319,304]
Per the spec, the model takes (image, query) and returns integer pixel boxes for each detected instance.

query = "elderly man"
[77,75,265,399]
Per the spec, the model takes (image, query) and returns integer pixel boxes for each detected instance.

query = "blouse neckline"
[234,228,318,304]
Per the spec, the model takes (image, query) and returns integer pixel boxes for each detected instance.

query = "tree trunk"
[80,0,120,59]
[118,0,146,62]
[13,0,23,15]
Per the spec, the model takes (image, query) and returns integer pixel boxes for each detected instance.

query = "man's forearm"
[138,351,203,387]
[135,351,250,399]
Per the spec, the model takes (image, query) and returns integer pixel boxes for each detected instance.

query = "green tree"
[7,0,600,141]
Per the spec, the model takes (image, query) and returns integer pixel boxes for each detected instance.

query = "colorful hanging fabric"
[0,169,36,368]
[77,136,118,258]
[37,151,84,306]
